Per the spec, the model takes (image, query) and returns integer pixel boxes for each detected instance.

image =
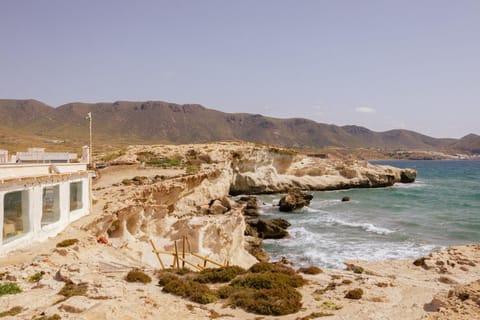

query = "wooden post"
[174,240,180,270]
[182,236,186,268]
[149,239,165,270]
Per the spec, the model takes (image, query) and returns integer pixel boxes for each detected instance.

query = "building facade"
[0,162,91,254]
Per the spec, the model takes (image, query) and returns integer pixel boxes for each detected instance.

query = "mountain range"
[0,99,479,154]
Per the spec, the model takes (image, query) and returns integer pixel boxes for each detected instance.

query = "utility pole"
[86,112,92,167]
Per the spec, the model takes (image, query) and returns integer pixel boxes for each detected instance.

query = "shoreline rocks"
[246,218,291,239]
[278,189,313,212]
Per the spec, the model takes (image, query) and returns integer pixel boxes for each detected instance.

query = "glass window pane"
[3,191,29,241]
[70,182,83,211]
[42,185,60,226]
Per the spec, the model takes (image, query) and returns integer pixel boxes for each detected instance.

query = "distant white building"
[16,148,78,163]
[0,150,91,254]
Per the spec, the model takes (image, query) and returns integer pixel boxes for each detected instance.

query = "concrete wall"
[0,163,88,180]
[0,172,90,254]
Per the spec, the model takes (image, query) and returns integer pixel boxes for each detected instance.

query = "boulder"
[278,189,313,212]
[209,200,228,215]
[341,196,350,202]
[238,196,260,217]
[400,169,417,183]
[246,218,291,239]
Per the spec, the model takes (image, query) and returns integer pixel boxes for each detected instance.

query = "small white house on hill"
[0,157,91,254]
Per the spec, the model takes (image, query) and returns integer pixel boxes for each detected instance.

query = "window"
[3,191,29,241]
[70,181,83,211]
[42,185,60,226]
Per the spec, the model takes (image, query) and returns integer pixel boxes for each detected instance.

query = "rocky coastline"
[1,142,478,319]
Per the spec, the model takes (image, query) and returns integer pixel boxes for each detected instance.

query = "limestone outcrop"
[278,189,313,212]
[228,146,416,195]
[246,218,291,239]
[88,142,416,270]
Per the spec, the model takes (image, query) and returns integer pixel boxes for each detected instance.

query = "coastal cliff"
[87,142,415,269]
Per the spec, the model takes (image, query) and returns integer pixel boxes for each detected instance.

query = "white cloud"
[355,106,375,113]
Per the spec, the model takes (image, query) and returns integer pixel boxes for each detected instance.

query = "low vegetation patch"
[345,288,363,300]
[248,262,297,276]
[0,282,22,296]
[56,239,79,248]
[126,269,152,284]
[162,277,217,304]
[58,281,88,298]
[0,306,22,317]
[100,149,126,162]
[352,266,364,274]
[158,263,305,315]
[28,271,45,283]
[315,282,337,295]
[121,178,132,185]
[321,301,342,310]
[298,266,323,275]
[32,314,61,320]
[194,266,245,284]
[219,263,305,315]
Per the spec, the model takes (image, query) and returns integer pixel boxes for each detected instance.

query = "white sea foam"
[325,217,395,235]
[394,180,429,189]
[265,232,440,269]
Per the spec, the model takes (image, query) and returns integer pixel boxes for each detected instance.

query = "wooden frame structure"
[149,236,227,271]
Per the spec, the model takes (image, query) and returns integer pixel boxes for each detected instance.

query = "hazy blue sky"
[1,1,478,138]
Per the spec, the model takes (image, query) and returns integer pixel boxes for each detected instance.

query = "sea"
[258,160,480,269]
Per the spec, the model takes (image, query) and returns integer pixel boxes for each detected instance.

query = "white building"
[0,161,91,254]
[16,148,78,163]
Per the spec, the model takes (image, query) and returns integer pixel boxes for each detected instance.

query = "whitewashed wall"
[0,173,90,254]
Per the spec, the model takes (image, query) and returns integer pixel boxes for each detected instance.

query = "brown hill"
[0,99,477,153]
[449,134,480,154]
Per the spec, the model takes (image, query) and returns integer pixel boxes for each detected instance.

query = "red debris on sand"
[96,236,108,244]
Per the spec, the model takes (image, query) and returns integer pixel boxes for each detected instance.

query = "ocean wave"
[394,180,430,189]
[265,237,441,269]
[326,217,394,235]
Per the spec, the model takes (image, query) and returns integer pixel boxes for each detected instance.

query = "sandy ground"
[0,163,478,319]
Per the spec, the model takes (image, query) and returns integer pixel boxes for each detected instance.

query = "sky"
[1,1,479,138]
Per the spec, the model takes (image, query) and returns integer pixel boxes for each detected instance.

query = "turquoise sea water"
[260,160,480,268]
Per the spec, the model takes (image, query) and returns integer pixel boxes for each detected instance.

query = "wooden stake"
[182,236,186,268]
[174,240,179,270]
[149,239,165,270]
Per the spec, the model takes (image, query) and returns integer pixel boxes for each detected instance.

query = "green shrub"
[121,179,132,185]
[0,306,22,317]
[58,281,88,298]
[162,278,217,304]
[217,285,235,299]
[229,286,302,315]
[345,288,363,300]
[126,270,151,284]
[146,157,181,167]
[32,314,61,320]
[194,266,246,284]
[157,272,179,286]
[0,283,22,296]
[248,262,297,276]
[230,272,304,289]
[100,149,126,162]
[298,266,323,275]
[28,272,44,283]
[56,239,79,248]
[352,266,364,274]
